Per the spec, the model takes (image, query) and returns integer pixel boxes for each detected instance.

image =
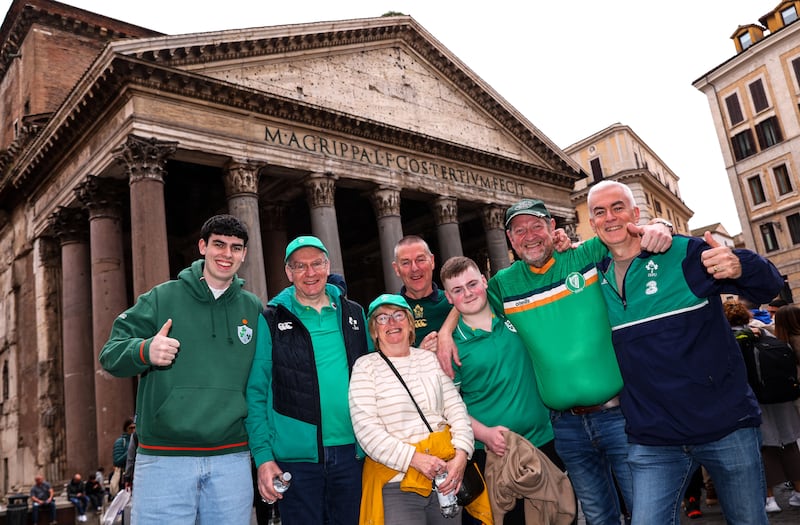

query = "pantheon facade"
[0,0,584,489]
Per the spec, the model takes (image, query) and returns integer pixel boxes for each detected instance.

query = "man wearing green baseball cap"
[246,235,371,525]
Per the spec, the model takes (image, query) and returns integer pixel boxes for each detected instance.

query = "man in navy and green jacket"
[246,236,371,525]
[589,180,781,525]
[100,214,262,525]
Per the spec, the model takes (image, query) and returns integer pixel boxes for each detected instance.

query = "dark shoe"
[685,496,703,519]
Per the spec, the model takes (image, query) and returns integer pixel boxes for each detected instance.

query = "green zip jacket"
[100,259,262,456]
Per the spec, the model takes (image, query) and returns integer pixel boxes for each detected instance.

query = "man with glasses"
[246,235,371,525]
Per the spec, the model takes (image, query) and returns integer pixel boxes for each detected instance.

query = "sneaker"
[789,490,800,507]
[766,496,782,513]
[684,496,703,519]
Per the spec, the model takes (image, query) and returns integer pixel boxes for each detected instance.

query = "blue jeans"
[551,406,633,525]
[69,494,90,515]
[628,426,768,525]
[277,443,363,525]
[31,501,57,524]
[131,451,253,525]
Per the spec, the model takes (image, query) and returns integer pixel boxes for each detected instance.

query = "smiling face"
[588,183,640,249]
[506,214,556,267]
[285,246,330,304]
[393,241,435,299]
[198,233,247,289]
[443,266,489,317]
[369,306,414,349]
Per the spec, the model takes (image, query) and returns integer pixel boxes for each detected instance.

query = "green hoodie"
[100,259,262,456]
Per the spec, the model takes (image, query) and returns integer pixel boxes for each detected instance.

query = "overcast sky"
[4,0,773,234]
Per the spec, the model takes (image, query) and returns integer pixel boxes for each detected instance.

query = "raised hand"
[149,319,180,366]
[700,231,741,279]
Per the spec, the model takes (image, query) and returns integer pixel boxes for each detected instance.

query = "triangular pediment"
[108,16,578,176]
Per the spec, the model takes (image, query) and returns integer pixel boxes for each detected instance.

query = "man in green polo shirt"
[441,255,560,523]
[246,236,371,525]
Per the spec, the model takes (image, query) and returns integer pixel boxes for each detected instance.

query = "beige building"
[0,0,584,489]
[693,0,799,302]
[565,123,693,241]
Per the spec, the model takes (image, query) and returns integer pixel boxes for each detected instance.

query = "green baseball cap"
[504,199,551,228]
[285,235,328,262]
[367,294,412,319]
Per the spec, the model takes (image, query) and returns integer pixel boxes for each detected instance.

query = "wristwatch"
[651,218,674,234]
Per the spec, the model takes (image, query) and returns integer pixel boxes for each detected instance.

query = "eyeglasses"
[287,258,328,274]
[374,311,408,325]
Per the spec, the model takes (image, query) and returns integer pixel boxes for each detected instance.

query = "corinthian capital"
[113,135,178,184]
[432,196,458,226]
[480,205,506,231]
[224,161,262,196]
[370,187,401,218]
[304,174,337,208]
[74,176,127,219]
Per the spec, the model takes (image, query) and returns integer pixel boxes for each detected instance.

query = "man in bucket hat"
[246,235,371,525]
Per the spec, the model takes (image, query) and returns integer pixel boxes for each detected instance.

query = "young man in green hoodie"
[100,214,262,525]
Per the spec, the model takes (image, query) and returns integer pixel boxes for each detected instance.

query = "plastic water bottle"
[434,472,459,518]
[273,471,292,493]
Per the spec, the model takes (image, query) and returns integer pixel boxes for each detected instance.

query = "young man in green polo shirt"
[441,256,562,524]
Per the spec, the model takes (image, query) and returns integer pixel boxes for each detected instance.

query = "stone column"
[370,187,403,292]
[224,161,268,303]
[75,176,135,470]
[33,236,68,481]
[481,205,511,274]
[433,196,463,263]
[304,173,344,275]
[114,135,177,298]
[50,206,97,477]
[261,204,290,298]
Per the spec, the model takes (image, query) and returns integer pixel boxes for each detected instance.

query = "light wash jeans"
[131,451,253,525]
[628,426,768,525]
[551,406,633,525]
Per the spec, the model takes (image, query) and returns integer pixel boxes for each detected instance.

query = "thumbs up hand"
[149,319,180,366]
[700,231,742,279]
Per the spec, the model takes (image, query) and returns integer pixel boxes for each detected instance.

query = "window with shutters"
[731,129,756,161]
[755,116,783,149]
[748,176,767,205]
[761,223,779,252]
[725,93,744,125]
[788,213,800,245]
[792,57,800,90]
[749,80,769,112]
[590,158,603,183]
[773,164,793,195]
